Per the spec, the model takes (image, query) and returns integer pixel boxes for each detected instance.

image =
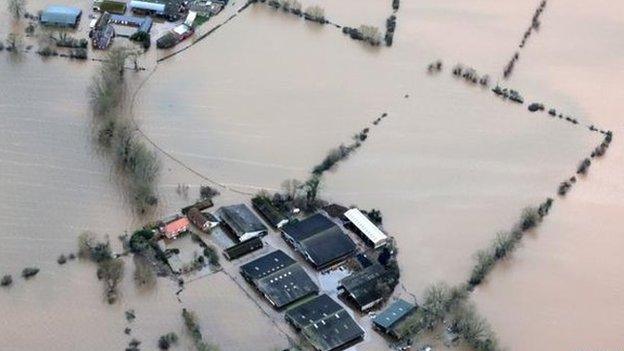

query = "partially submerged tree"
[7,0,26,21]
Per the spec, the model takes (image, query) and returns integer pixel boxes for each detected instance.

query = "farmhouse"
[281,213,356,270]
[372,299,417,337]
[344,208,388,249]
[186,207,218,232]
[90,13,115,49]
[162,217,189,240]
[338,263,399,311]
[216,204,268,242]
[40,6,82,28]
[285,294,364,351]
[240,250,318,309]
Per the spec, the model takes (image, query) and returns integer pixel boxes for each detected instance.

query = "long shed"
[40,6,82,28]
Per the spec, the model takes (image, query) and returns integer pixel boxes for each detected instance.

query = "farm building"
[344,208,388,248]
[281,213,356,270]
[372,299,417,337]
[40,6,82,28]
[240,250,318,309]
[216,204,268,242]
[109,14,153,34]
[90,13,115,49]
[181,199,214,215]
[338,263,399,311]
[129,0,166,16]
[93,0,128,14]
[186,207,218,232]
[285,294,364,351]
[252,196,289,228]
[223,237,263,261]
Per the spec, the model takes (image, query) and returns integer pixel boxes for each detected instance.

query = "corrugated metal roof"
[41,6,82,26]
[129,0,166,12]
[344,208,388,247]
[373,299,416,330]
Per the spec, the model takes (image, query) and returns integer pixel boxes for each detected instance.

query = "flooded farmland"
[1,0,624,350]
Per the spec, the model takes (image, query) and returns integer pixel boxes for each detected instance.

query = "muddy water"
[1,1,623,351]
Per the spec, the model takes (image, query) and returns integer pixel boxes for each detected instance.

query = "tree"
[133,255,156,288]
[8,0,25,21]
[6,33,23,53]
[281,178,302,199]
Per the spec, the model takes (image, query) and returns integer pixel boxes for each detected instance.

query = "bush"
[358,25,382,46]
[99,258,125,304]
[577,158,591,175]
[22,267,40,279]
[449,303,500,351]
[468,249,495,287]
[158,332,179,350]
[199,185,220,200]
[1,275,13,287]
[303,5,325,22]
[203,246,220,267]
[130,31,151,50]
[182,309,219,351]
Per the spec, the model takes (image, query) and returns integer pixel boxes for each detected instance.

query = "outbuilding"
[344,208,388,249]
[338,263,399,311]
[129,0,166,16]
[40,6,82,28]
[372,299,417,337]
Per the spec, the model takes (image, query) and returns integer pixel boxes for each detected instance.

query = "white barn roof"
[344,208,388,248]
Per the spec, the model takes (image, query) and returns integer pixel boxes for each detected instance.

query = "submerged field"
[1,0,623,350]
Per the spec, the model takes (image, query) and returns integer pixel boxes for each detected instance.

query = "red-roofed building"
[163,217,189,239]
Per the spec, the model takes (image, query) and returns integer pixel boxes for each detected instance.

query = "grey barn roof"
[240,250,318,308]
[217,204,267,239]
[41,6,82,27]
[339,263,399,311]
[282,214,356,269]
[373,299,416,332]
[285,294,364,351]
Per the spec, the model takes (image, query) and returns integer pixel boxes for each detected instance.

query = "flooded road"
[1,0,624,350]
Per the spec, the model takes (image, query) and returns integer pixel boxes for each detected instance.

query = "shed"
[281,213,356,270]
[40,6,82,28]
[344,208,388,248]
[240,250,319,309]
[373,299,417,337]
[93,0,128,14]
[285,294,364,351]
[223,237,263,261]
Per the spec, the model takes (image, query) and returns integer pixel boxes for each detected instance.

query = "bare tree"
[7,0,25,21]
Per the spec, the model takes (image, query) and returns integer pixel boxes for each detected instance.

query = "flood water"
[1,0,624,350]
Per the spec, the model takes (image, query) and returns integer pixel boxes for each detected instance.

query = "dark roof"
[323,204,349,219]
[282,214,356,269]
[285,294,364,351]
[282,213,336,242]
[181,199,214,215]
[241,250,318,308]
[339,264,398,311]
[224,237,263,261]
[41,6,82,27]
[240,250,296,281]
[252,196,288,228]
[373,299,416,331]
[217,204,267,237]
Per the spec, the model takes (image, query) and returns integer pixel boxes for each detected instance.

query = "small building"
[285,294,364,351]
[163,217,190,240]
[338,263,399,311]
[186,207,217,232]
[109,14,153,33]
[216,204,268,242]
[189,0,224,17]
[40,6,82,28]
[90,13,115,49]
[372,299,417,337]
[281,213,356,270]
[223,237,263,261]
[129,0,166,16]
[252,196,289,228]
[240,250,319,309]
[93,0,128,14]
[344,208,388,249]
[181,199,214,215]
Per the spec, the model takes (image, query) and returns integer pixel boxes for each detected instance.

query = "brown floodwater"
[1,0,623,350]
